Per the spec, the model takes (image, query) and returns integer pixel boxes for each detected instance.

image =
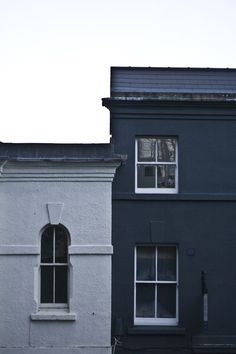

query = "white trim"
[134,247,137,321]
[135,137,178,194]
[40,303,68,309]
[41,263,68,266]
[136,280,177,284]
[40,225,69,306]
[31,310,76,321]
[53,227,56,303]
[176,248,179,324]
[154,247,157,318]
[136,187,178,194]
[134,318,178,326]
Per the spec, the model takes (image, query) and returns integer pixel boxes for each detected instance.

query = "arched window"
[40,225,69,304]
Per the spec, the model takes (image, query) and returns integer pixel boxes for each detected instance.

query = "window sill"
[135,189,178,194]
[128,326,186,336]
[31,310,76,321]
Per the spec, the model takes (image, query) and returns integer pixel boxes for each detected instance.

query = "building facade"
[103,67,236,354]
[0,143,122,354]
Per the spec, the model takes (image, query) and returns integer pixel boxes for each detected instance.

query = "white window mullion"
[175,141,178,193]
[155,247,158,318]
[135,140,138,191]
[53,227,56,303]
[155,165,157,189]
[41,263,67,267]
[136,281,156,284]
[176,247,179,321]
[155,139,158,188]
[53,266,55,303]
[137,161,176,165]
[134,247,137,321]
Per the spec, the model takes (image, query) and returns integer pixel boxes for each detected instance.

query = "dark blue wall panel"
[108,68,236,354]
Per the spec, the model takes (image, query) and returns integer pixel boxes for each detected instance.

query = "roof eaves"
[104,92,236,103]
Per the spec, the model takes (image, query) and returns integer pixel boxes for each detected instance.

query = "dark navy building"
[103,67,236,354]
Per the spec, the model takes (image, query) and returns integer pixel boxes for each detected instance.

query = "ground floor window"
[134,245,178,325]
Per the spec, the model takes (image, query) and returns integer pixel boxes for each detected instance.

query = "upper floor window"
[135,137,178,193]
[134,245,178,326]
[40,225,69,305]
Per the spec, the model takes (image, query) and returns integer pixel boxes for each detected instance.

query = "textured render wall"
[0,182,112,246]
[0,162,117,354]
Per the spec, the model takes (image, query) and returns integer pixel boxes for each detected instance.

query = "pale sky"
[1,0,236,143]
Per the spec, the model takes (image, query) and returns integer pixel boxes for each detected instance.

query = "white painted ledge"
[0,245,113,255]
[0,245,39,255]
[69,245,113,255]
[31,310,76,321]
[0,347,112,353]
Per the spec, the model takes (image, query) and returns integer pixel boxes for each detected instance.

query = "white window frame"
[40,225,69,308]
[134,245,178,326]
[135,137,178,194]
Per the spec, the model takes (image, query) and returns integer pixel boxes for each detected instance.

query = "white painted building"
[0,144,123,354]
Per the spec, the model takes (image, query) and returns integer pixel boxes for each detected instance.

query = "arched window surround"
[40,224,70,307]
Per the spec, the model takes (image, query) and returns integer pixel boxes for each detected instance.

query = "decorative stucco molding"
[0,160,121,182]
[31,311,76,321]
[47,203,64,225]
[0,245,39,255]
[0,245,113,255]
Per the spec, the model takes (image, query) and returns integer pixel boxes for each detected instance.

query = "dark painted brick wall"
[109,85,236,353]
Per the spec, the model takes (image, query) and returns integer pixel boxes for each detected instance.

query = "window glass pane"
[55,266,68,303]
[157,165,175,188]
[138,138,156,162]
[41,226,53,263]
[136,284,155,318]
[137,165,155,188]
[157,284,176,318]
[41,266,53,303]
[157,138,176,162]
[137,246,155,280]
[55,227,68,263]
[158,247,176,281]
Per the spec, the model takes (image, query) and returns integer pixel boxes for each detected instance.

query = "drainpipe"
[201,271,208,331]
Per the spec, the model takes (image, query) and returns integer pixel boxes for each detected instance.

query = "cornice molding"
[103,96,236,110]
[0,160,121,182]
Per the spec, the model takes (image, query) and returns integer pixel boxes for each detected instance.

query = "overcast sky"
[1,0,236,143]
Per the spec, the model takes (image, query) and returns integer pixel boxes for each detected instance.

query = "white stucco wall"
[0,160,119,354]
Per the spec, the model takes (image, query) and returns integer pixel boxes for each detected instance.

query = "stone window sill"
[31,310,76,321]
[128,326,186,335]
